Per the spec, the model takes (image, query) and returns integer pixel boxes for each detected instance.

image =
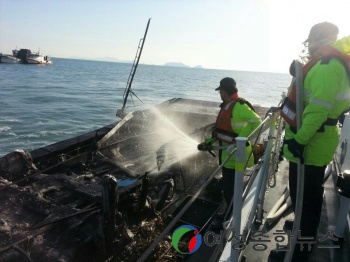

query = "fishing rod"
[117,18,151,118]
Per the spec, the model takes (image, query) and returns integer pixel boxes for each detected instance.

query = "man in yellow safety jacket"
[271,22,350,261]
[198,77,261,214]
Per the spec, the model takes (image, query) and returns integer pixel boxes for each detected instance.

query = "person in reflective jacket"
[199,77,261,214]
[271,22,350,261]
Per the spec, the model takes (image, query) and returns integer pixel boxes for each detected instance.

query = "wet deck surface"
[240,160,350,262]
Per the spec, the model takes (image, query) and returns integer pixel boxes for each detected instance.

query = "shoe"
[292,249,309,261]
[333,234,345,245]
[269,249,287,260]
[269,248,308,261]
[284,219,294,231]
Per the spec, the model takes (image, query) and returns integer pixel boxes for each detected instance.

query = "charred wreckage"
[0,99,248,262]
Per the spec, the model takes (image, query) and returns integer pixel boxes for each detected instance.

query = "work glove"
[197,137,216,157]
[198,137,215,151]
[204,137,216,145]
[285,138,305,164]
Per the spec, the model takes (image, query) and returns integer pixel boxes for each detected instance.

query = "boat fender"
[336,170,350,198]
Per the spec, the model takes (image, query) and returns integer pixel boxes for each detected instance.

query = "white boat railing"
[138,108,281,262]
[219,110,282,262]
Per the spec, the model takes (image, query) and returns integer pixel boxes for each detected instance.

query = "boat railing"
[283,60,305,262]
[219,110,283,262]
[137,108,282,261]
[218,63,303,262]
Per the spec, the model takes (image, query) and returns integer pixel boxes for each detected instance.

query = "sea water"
[0,58,291,156]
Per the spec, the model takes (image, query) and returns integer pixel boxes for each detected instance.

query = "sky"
[0,0,349,73]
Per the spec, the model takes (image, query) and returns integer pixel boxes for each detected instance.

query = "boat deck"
[221,158,350,262]
[1,98,348,261]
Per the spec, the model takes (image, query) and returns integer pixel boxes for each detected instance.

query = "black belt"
[290,118,338,133]
[317,118,338,132]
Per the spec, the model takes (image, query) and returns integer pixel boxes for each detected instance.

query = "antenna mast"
[116,18,151,118]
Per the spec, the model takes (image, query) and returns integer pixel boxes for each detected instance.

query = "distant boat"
[0,48,53,64]
[12,48,19,57]
[27,50,53,65]
[0,53,21,63]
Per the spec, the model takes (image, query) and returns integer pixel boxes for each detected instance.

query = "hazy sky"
[1,0,349,73]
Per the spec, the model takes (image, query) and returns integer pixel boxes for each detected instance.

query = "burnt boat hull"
[0,98,241,261]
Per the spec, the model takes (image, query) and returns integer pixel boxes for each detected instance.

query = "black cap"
[303,22,339,44]
[215,77,238,94]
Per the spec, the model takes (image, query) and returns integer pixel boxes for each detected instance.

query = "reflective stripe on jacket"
[284,57,350,166]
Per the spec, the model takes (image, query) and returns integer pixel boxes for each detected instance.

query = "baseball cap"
[215,77,237,92]
[303,22,339,45]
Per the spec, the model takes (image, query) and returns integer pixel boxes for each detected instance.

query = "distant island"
[66,56,203,69]
[163,62,189,67]
[163,62,203,69]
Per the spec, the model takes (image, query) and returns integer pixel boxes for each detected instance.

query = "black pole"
[122,18,151,110]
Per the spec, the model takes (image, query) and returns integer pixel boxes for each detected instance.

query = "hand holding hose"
[197,137,216,157]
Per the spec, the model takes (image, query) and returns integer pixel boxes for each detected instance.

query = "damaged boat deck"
[3,98,347,262]
[0,98,248,261]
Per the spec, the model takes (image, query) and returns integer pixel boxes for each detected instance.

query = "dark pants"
[289,162,326,238]
[222,167,235,209]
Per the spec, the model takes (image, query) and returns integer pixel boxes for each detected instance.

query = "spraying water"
[149,106,200,171]
[98,101,216,177]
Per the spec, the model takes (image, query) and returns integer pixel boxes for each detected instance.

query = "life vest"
[280,45,350,129]
[212,98,255,143]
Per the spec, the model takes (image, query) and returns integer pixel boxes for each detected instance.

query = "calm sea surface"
[0,58,291,157]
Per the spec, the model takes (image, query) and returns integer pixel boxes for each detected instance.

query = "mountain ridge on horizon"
[62,56,203,68]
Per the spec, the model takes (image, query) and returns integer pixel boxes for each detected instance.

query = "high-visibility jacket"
[214,98,252,144]
[284,38,350,166]
[281,45,350,129]
[215,96,262,169]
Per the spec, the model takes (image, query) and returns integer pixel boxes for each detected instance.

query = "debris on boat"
[0,98,236,261]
